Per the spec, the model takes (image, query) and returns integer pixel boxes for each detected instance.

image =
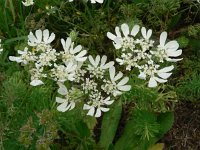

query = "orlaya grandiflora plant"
[107,23,182,88]
[9,29,131,118]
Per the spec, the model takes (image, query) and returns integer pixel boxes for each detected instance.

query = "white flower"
[51,62,77,82]
[22,0,34,6]
[83,95,114,117]
[88,55,114,78]
[28,29,55,52]
[56,83,75,112]
[0,39,3,54]
[101,66,131,96]
[107,23,140,50]
[74,62,86,83]
[137,27,154,51]
[35,48,58,67]
[116,53,139,70]
[60,37,87,64]
[82,78,97,93]
[90,0,104,3]
[9,47,36,65]
[29,67,46,86]
[138,61,174,88]
[154,31,182,62]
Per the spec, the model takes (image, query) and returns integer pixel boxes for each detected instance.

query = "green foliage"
[121,75,177,112]
[177,74,200,102]
[98,100,122,150]
[114,111,174,150]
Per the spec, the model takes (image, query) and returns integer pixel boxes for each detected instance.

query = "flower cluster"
[53,55,131,117]
[107,23,182,87]
[9,29,131,117]
[9,29,87,86]
[81,55,131,117]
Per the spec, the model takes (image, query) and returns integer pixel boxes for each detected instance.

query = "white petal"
[160,31,167,47]
[100,107,109,112]
[61,39,67,51]
[83,104,91,110]
[95,55,101,66]
[117,85,131,91]
[75,50,87,59]
[101,61,114,69]
[56,97,65,103]
[113,90,122,97]
[88,55,96,66]
[158,65,174,73]
[131,25,140,37]
[96,0,103,3]
[9,56,22,63]
[58,83,68,95]
[138,72,146,80]
[166,58,183,62]
[115,26,122,37]
[157,72,172,79]
[121,23,129,37]
[57,102,68,112]
[107,32,116,40]
[65,38,72,51]
[87,107,95,116]
[148,77,157,88]
[165,41,179,51]
[146,29,152,39]
[72,45,82,54]
[47,32,55,44]
[167,50,182,57]
[95,108,101,117]
[30,79,44,86]
[43,29,49,43]
[35,30,42,43]
[101,55,107,66]
[117,77,129,86]
[114,71,123,81]
[109,66,116,81]
[141,27,147,39]
[104,100,114,105]
[75,56,87,62]
[154,77,167,83]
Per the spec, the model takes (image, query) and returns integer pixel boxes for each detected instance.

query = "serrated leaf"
[98,100,122,150]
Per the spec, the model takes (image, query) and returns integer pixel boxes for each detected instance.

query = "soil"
[161,102,200,150]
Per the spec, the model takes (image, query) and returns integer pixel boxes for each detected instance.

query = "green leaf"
[98,100,122,150]
[157,112,174,138]
[75,120,91,138]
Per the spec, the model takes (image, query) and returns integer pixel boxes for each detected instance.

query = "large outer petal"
[131,25,140,37]
[121,23,129,37]
[160,31,167,47]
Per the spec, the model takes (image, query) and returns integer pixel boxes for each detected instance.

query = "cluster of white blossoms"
[9,29,131,117]
[22,0,34,6]
[68,0,104,4]
[81,55,131,117]
[9,29,87,86]
[107,23,182,88]
[0,39,3,54]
